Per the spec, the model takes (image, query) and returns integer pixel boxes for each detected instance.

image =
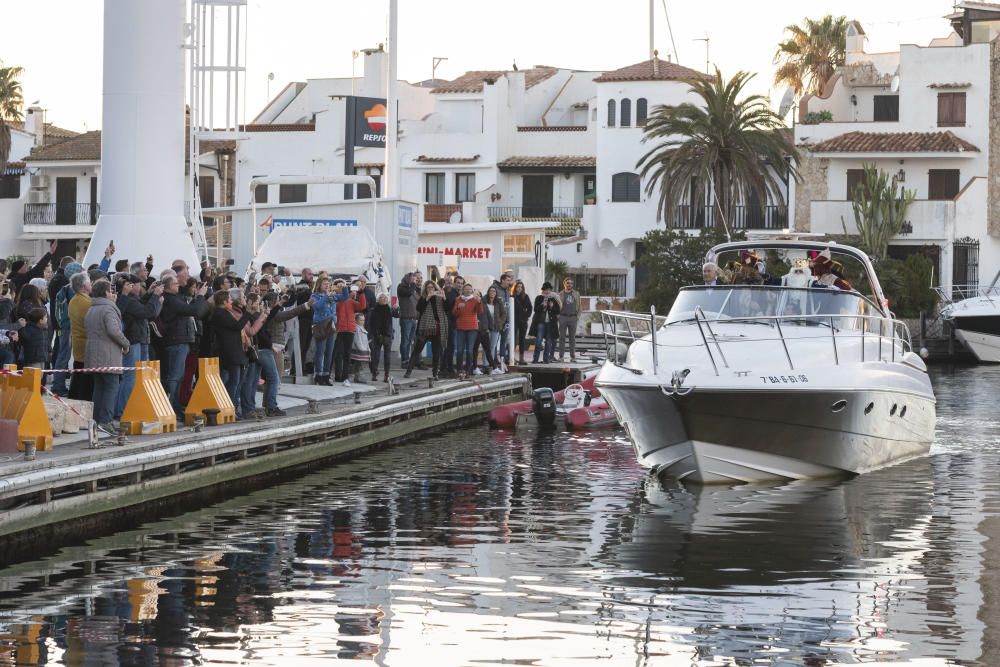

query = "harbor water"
[1,366,999,665]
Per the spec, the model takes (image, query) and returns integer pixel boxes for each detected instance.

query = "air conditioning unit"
[28,190,50,204]
[29,174,49,189]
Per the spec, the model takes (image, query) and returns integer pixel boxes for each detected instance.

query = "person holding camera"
[530,282,560,364]
[257,289,311,416]
[309,277,348,386]
[451,282,482,379]
[406,280,448,380]
[113,274,163,419]
[333,279,367,386]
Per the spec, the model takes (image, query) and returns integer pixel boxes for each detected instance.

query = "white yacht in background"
[938,270,1000,363]
[596,239,936,484]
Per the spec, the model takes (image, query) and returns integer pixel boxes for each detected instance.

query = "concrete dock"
[0,370,530,561]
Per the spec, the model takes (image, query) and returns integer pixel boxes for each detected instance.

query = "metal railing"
[671,204,788,230]
[935,283,1000,305]
[600,308,913,377]
[23,203,99,226]
[488,206,583,220]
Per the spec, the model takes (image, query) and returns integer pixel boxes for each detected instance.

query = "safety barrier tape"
[0,366,152,376]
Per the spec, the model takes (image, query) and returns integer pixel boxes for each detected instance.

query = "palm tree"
[0,63,25,167]
[637,68,798,231]
[773,15,847,96]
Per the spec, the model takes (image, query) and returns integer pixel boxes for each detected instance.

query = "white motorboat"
[596,239,936,484]
[937,270,1000,363]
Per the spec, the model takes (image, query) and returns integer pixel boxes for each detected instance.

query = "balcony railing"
[24,203,99,226]
[671,204,788,230]
[488,206,583,220]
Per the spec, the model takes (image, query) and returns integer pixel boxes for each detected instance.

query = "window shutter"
[846,169,865,199]
[612,173,640,202]
[928,169,960,200]
[636,98,648,126]
[607,99,616,127]
[938,92,966,127]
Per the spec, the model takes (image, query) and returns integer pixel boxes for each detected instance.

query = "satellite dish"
[890,74,900,93]
[448,211,462,224]
[777,87,795,119]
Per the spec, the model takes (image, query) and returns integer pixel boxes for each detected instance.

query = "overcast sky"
[1,0,955,132]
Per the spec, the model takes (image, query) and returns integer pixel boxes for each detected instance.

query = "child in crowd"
[350,313,371,384]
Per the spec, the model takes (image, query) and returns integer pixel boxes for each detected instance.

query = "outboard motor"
[532,388,557,427]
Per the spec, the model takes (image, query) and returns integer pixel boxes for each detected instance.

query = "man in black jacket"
[47,255,75,372]
[159,275,208,413]
[114,275,164,418]
[10,240,57,295]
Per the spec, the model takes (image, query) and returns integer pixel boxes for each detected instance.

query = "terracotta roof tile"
[497,155,595,170]
[809,130,979,153]
[7,120,81,140]
[594,58,705,83]
[24,130,102,161]
[431,67,557,94]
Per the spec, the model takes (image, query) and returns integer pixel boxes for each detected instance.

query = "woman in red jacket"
[451,282,482,379]
[333,278,367,386]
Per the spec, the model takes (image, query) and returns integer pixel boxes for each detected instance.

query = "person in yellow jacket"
[68,272,93,401]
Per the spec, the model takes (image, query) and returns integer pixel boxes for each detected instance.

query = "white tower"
[84,0,199,272]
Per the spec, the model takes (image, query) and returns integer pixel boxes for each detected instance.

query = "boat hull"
[954,325,1000,363]
[598,385,935,484]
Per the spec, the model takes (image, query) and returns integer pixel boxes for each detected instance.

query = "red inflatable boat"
[488,375,619,431]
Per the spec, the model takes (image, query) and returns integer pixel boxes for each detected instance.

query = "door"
[55,177,77,225]
[522,175,553,218]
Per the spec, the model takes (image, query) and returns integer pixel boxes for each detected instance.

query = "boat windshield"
[666,285,881,325]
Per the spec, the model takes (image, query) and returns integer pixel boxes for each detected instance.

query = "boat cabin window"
[667,286,877,327]
[711,246,878,304]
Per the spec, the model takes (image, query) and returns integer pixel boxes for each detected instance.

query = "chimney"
[652,50,660,76]
[846,21,866,63]
[361,45,386,98]
[24,106,45,147]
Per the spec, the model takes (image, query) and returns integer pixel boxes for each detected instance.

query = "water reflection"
[0,366,997,665]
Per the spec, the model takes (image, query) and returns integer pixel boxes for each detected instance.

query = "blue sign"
[270,218,358,233]
[398,205,413,230]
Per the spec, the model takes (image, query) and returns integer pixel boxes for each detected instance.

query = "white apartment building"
[794,2,1000,295]
[240,55,720,296]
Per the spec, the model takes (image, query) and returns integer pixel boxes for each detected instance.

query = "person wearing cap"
[114,274,164,419]
[530,282,560,364]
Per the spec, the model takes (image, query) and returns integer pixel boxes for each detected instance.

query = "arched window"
[611,172,641,202]
[607,99,616,127]
[620,98,631,127]
[637,98,648,126]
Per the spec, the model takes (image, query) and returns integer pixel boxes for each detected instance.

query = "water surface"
[0,365,998,665]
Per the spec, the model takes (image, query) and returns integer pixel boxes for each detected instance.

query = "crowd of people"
[0,241,584,433]
[393,270,582,380]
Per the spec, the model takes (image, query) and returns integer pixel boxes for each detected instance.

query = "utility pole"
[385,0,399,197]
[649,0,654,60]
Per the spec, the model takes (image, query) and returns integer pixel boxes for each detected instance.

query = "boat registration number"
[759,374,809,384]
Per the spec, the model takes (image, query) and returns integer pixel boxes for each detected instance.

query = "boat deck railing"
[600,309,914,376]
[935,283,1000,307]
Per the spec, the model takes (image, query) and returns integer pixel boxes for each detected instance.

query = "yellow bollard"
[6,367,54,451]
[121,361,178,435]
[0,363,18,418]
[184,357,236,426]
